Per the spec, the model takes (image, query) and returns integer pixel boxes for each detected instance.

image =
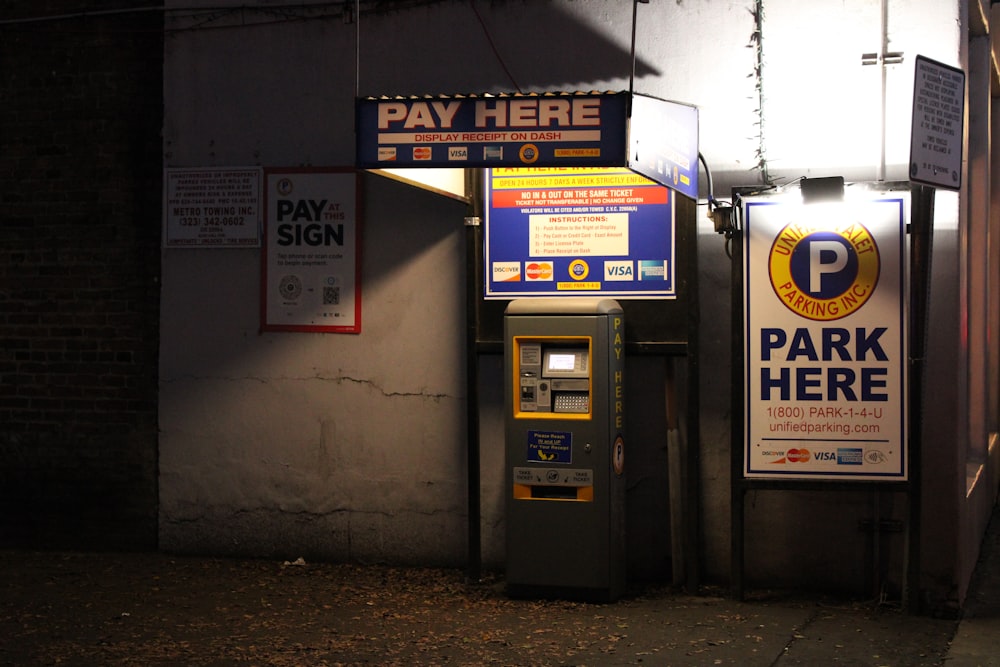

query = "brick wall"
[0,2,162,549]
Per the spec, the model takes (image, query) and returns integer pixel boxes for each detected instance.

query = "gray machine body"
[504,298,626,601]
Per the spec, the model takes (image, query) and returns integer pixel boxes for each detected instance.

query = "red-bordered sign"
[261,168,362,334]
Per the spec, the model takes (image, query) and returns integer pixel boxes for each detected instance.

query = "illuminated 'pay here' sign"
[743,194,908,481]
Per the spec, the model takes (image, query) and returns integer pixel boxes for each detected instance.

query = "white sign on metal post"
[164,167,262,247]
[910,55,965,190]
[744,193,908,481]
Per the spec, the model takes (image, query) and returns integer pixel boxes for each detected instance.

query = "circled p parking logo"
[768,219,880,321]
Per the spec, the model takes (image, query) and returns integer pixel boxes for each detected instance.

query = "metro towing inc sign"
[743,193,908,480]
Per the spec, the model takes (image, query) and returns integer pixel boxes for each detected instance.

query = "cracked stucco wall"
[159,172,470,564]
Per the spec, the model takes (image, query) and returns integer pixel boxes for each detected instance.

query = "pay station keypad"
[554,393,589,413]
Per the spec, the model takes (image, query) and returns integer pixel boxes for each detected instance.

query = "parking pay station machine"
[504,298,626,601]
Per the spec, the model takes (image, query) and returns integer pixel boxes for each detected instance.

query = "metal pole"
[905,183,934,612]
[730,211,745,599]
[629,0,639,97]
[465,168,484,583]
[684,197,702,592]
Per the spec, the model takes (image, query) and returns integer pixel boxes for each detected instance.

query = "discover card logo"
[492,262,521,282]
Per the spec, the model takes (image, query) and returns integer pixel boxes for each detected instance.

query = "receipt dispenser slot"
[504,298,625,602]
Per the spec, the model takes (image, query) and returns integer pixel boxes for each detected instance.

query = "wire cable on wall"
[749,0,772,187]
[0,1,454,32]
[469,2,521,93]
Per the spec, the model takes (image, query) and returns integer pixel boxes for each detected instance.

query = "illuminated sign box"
[742,193,908,481]
[484,167,675,299]
[355,91,698,200]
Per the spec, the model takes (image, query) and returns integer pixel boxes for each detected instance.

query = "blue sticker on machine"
[527,430,572,464]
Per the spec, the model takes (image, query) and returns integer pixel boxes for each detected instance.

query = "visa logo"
[448,146,468,160]
[604,261,633,281]
[813,451,837,461]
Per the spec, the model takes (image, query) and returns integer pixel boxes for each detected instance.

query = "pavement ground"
[0,545,975,667]
[4,500,1000,667]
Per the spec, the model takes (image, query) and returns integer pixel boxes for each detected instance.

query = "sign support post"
[904,182,934,613]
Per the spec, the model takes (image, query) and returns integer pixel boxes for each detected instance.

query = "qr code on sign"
[323,286,340,305]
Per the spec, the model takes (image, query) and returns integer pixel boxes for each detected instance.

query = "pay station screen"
[542,348,589,378]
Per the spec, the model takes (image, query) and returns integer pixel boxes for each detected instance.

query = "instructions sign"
[484,167,674,299]
[910,55,965,190]
[261,168,361,333]
[527,430,572,464]
[744,195,908,480]
[356,92,628,169]
[164,167,261,247]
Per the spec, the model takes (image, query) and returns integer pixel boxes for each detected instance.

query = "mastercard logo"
[525,262,553,281]
[786,448,810,463]
[413,147,432,160]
